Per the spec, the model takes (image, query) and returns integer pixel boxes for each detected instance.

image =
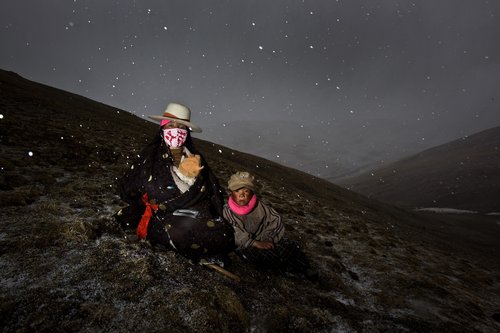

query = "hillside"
[1,69,499,332]
[202,117,431,181]
[336,126,500,213]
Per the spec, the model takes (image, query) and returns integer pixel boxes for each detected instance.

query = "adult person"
[115,102,234,262]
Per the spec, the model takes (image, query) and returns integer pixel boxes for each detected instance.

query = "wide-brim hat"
[149,102,202,133]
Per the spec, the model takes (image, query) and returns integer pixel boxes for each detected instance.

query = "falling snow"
[0,1,498,182]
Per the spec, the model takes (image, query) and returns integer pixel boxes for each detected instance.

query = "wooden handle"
[205,263,241,282]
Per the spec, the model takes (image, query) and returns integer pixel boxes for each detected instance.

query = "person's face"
[231,188,253,206]
[163,121,188,130]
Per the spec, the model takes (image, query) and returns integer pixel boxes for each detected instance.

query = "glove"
[178,154,204,178]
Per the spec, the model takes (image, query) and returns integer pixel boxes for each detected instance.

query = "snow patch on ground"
[415,207,478,214]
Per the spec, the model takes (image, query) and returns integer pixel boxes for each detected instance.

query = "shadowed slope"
[1,69,499,332]
[337,126,500,213]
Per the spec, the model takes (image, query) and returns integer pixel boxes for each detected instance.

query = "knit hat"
[228,171,256,192]
[149,102,202,133]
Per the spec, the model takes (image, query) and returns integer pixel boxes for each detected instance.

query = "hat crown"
[228,171,256,191]
[164,102,191,121]
[148,102,202,132]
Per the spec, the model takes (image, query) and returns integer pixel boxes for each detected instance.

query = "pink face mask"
[163,128,188,148]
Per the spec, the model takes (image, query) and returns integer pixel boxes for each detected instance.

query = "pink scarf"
[228,194,257,215]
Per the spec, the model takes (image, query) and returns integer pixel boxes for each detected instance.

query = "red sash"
[136,193,158,239]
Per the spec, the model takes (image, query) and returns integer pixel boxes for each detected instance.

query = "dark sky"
[1,0,499,179]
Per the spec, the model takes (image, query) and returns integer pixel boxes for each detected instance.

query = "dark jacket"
[115,130,234,258]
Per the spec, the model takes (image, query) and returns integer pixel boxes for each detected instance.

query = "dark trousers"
[237,238,310,272]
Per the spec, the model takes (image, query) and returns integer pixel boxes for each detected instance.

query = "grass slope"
[337,126,500,213]
[1,69,499,332]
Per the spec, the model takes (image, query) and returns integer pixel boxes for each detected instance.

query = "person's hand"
[252,240,274,250]
[179,154,204,178]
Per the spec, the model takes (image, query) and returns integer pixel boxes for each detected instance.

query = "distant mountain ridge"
[202,118,434,181]
[337,125,500,213]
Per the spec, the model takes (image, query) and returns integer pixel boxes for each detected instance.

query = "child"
[223,171,311,273]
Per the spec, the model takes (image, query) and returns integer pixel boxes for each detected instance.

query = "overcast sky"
[1,0,499,179]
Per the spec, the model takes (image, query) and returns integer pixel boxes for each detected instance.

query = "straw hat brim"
[149,115,202,133]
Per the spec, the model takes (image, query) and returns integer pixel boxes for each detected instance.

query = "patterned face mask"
[163,128,188,148]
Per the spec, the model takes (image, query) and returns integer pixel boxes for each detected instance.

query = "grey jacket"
[223,200,285,249]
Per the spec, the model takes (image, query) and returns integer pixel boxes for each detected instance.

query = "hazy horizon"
[1,0,499,179]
